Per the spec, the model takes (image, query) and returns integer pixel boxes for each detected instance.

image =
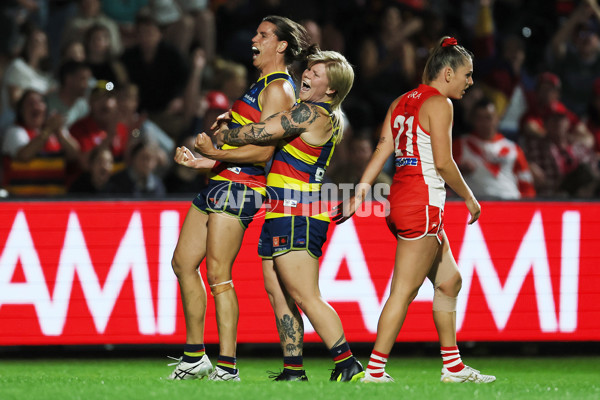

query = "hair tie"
[442,37,458,47]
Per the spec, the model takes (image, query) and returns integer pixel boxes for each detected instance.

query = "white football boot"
[167,355,213,380]
[207,366,241,381]
[440,365,496,383]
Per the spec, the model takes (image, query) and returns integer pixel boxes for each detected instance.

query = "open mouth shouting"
[252,46,260,60]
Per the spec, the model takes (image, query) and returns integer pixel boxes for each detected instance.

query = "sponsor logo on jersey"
[283,199,298,207]
[407,90,422,99]
[227,167,242,174]
[273,235,288,247]
[395,157,419,167]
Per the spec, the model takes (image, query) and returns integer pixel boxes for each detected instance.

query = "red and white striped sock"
[366,350,389,378]
[440,346,465,373]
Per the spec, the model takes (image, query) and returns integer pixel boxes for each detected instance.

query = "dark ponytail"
[262,15,312,66]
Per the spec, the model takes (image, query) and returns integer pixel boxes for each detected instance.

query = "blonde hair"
[307,50,354,142]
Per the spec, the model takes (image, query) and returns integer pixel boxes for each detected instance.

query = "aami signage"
[0,201,597,345]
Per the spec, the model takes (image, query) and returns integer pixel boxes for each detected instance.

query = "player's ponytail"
[422,36,473,84]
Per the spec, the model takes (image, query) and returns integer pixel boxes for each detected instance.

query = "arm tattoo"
[221,123,271,146]
[220,103,320,145]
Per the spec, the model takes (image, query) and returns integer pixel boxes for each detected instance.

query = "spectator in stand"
[100,0,146,49]
[69,80,130,173]
[357,4,422,121]
[68,144,113,195]
[0,26,55,131]
[2,89,80,196]
[120,10,190,139]
[61,0,123,58]
[116,83,173,173]
[473,0,533,141]
[453,98,535,200]
[584,77,600,155]
[520,72,594,149]
[45,60,92,128]
[522,102,598,198]
[188,90,230,145]
[106,138,166,197]
[59,39,86,65]
[549,0,600,117]
[163,135,208,195]
[146,0,195,58]
[84,23,129,87]
[211,57,248,104]
[178,0,216,63]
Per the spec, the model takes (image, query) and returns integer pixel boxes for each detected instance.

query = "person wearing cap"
[520,71,594,149]
[522,98,598,198]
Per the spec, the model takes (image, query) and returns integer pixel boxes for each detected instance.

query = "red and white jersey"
[389,84,446,209]
[453,132,536,199]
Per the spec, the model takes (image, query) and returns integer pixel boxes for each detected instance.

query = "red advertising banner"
[0,200,598,345]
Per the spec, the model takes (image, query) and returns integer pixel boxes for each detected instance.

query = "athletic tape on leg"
[432,287,457,312]
[210,280,234,296]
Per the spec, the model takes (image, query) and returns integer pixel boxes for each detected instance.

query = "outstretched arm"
[216,102,320,146]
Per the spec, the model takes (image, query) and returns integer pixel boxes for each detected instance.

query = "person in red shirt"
[520,72,593,149]
[69,80,130,173]
[453,98,535,199]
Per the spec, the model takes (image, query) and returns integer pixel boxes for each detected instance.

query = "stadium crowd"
[0,0,599,200]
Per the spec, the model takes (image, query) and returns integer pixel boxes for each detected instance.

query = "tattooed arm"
[216,102,321,146]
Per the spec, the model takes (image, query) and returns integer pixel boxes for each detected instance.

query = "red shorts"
[386,205,443,243]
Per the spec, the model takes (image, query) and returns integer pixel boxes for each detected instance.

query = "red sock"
[440,346,465,373]
[366,350,388,378]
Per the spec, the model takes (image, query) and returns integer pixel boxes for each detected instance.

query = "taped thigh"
[210,280,234,296]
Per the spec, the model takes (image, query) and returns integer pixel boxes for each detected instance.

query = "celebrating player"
[194,50,363,382]
[168,16,310,381]
[332,37,496,383]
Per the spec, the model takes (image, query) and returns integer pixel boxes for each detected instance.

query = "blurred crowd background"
[0,0,599,200]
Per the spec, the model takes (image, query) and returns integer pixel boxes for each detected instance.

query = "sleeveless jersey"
[3,127,67,196]
[389,84,446,209]
[210,72,296,195]
[265,101,338,222]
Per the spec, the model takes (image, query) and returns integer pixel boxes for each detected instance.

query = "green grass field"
[1,356,598,400]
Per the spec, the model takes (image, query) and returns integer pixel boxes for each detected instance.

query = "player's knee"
[171,254,194,279]
[210,280,234,296]
[432,287,457,312]
[437,272,462,297]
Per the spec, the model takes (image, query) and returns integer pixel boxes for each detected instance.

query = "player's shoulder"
[261,79,296,105]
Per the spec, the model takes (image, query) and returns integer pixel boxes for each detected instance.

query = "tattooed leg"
[276,298,304,357]
[263,259,304,357]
